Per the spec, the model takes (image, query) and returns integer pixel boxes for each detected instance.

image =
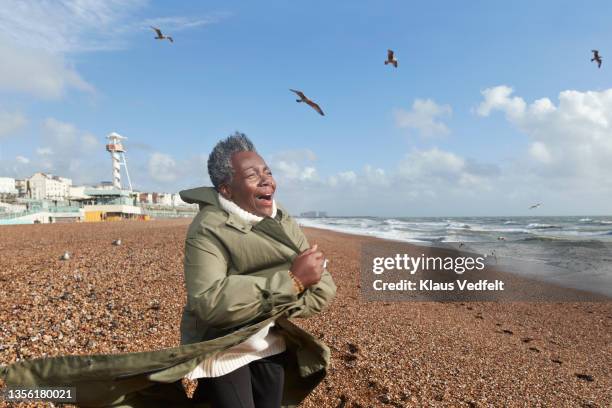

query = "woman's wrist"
[288,270,305,294]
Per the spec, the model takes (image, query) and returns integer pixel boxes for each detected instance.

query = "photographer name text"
[373,279,505,291]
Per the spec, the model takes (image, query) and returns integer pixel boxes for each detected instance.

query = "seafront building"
[0,177,17,195]
[0,132,197,225]
[28,172,72,200]
[0,180,197,225]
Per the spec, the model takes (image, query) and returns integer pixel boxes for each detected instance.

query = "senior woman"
[178,132,337,407]
[0,132,335,408]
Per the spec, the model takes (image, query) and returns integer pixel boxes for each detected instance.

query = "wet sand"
[0,220,610,407]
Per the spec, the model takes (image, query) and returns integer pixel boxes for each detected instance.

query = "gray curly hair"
[208,132,257,189]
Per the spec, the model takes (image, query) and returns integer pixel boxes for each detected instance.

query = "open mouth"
[256,193,273,204]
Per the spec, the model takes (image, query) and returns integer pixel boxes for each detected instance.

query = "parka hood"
[180,186,289,221]
[179,186,219,207]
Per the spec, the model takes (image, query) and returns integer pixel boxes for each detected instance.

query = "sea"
[296,216,612,297]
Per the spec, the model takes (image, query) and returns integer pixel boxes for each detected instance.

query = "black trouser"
[193,351,287,408]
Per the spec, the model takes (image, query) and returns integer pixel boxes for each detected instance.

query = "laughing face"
[219,151,276,217]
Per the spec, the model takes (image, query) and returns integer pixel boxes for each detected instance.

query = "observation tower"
[105,132,133,191]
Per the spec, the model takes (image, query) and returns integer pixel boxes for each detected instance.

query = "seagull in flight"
[384,49,398,68]
[151,26,173,43]
[529,203,542,210]
[289,89,325,116]
[591,50,602,68]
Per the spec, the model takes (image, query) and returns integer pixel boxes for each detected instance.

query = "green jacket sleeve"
[184,234,299,330]
[289,269,337,319]
[285,218,337,319]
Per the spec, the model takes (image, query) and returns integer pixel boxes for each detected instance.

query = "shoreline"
[299,223,612,299]
[0,220,610,406]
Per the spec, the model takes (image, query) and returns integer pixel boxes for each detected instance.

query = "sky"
[0,0,611,217]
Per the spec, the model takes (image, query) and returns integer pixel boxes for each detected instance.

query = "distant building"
[0,177,16,195]
[28,173,72,200]
[138,192,153,204]
[69,185,91,199]
[299,211,327,218]
[172,193,189,207]
[156,193,173,206]
[15,179,29,197]
[96,181,116,190]
[135,192,192,207]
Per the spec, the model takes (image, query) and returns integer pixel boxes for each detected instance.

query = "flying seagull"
[384,49,398,68]
[591,50,602,68]
[151,26,173,43]
[529,203,541,210]
[289,89,325,116]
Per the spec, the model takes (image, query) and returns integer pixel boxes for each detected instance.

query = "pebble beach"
[0,220,610,407]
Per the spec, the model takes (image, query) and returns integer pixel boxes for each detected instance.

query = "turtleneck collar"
[218,193,278,225]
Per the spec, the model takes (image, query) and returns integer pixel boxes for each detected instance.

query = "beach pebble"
[0,221,610,408]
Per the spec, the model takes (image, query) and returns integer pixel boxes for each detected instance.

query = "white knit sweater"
[184,194,287,379]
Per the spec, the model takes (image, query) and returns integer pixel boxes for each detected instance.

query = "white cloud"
[528,141,552,164]
[275,160,300,179]
[43,118,78,145]
[81,133,101,152]
[364,165,390,187]
[36,147,54,156]
[394,99,452,137]
[476,85,612,185]
[0,1,226,53]
[275,160,318,181]
[42,117,101,152]
[9,119,109,185]
[15,155,30,164]
[0,1,224,99]
[0,110,27,138]
[476,85,526,119]
[148,152,178,183]
[142,14,230,34]
[396,149,495,193]
[328,170,357,187]
[269,149,320,183]
[0,36,94,99]
[301,167,318,181]
[267,145,499,216]
[0,0,146,53]
[398,148,465,181]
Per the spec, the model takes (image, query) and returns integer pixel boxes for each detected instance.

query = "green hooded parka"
[0,187,337,407]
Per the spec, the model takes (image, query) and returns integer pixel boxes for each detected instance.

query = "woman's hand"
[290,244,325,288]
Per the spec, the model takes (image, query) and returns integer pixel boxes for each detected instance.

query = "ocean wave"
[382,218,406,225]
[574,218,612,226]
[466,226,531,234]
[517,235,608,248]
[299,217,612,246]
[447,222,472,230]
[527,223,560,229]
[518,236,573,243]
